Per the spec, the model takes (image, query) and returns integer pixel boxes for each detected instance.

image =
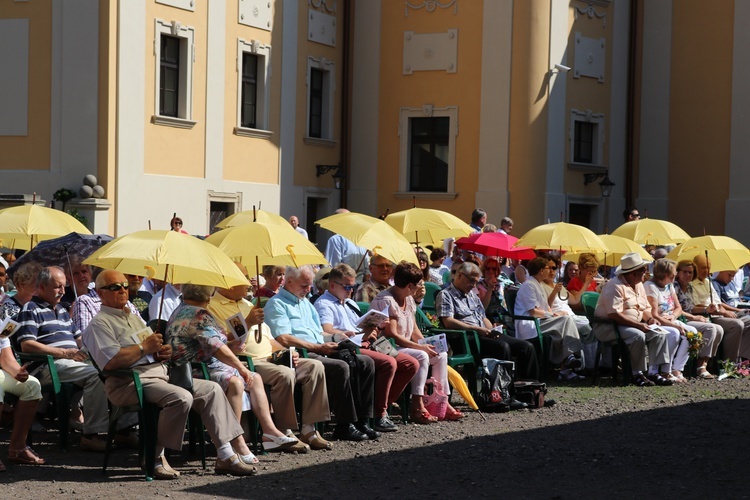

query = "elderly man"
[83,270,258,478]
[265,265,375,442]
[289,215,308,240]
[60,255,94,311]
[354,255,393,303]
[436,262,540,383]
[690,255,750,361]
[593,253,672,387]
[497,217,513,235]
[208,262,331,451]
[470,209,487,233]
[315,263,418,432]
[15,267,119,451]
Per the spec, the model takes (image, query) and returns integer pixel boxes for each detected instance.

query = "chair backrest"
[415,307,435,335]
[422,282,441,311]
[504,286,519,318]
[580,292,600,321]
[356,301,370,314]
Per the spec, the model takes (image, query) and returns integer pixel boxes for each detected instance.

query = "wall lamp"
[316,164,346,189]
[583,172,615,198]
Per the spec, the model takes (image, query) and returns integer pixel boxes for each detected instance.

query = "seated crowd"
[0,217,747,479]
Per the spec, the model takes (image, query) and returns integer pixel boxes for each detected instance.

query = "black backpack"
[476,358,515,412]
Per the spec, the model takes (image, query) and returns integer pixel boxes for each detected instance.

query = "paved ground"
[1,377,748,499]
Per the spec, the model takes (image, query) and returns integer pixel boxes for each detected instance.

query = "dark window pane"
[574,121,594,163]
[159,35,180,117]
[309,68,323,138]
[241,53,258,128]
[409,117,449,192]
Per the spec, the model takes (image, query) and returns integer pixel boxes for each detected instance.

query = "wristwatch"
[138,343,145,356]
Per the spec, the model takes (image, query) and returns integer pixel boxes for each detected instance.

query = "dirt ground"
[1,377,748,499]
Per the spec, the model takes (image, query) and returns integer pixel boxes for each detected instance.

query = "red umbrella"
[455,232,537,260]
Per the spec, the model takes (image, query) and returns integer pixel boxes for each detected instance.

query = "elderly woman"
[643,259,693,382]
[0,262,45,468]
[593,253,672,386]
[514,257,584,381]
[370,262,462,424]
[476,257,507,326]
[256,265,285,299]
[688,255,750,362]
[566,253,603,303]
[167,284,299,456]
[673,260,724,377]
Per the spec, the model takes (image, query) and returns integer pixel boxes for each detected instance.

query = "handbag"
[423,377,449,420]
[370,336,398,357]
[476,358,515,412]
[513,380,546,409]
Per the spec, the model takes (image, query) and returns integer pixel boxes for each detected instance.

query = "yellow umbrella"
[666,235,750,272]
[514,222,610,254]
[315,212,419,265]
[83,230,248,288]
[564,234,653,267]
[206,222,328,268]
[0,205,91,250]
[611,218,690,246]
[384,208,473,247]
[215,209,289,229]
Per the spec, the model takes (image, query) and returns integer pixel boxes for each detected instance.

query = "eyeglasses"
[461,272,479,286]
[372,263,393,270]
[630,213,640,218]
[99,282,129,292]
[333,281,357,292]
[174,222,182,226]
[546,266,557,271]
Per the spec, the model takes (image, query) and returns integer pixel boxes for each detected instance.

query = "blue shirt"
[16,297,80,350]
[314,290,360,331]
[265,287,324,345]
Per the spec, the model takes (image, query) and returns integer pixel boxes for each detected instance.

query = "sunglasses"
[546,266,558,271]
[99,282,129,292]
[333,281,357,292]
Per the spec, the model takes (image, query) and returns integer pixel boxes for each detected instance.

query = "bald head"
[96,270,130,309]
[693,255,711,280]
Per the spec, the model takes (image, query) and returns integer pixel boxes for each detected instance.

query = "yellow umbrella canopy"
[83,230,248,288]
[384,208,474,246]
[315,212,419,265]
[205,222,328,268]
[514,222,610,254]
[0,204,91,250]
[666,235,750,272]
[564,234,653,267]
[611,218,690,245]
[214,209,289,229]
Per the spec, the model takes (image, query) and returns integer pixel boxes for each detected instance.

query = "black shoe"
[647,374,674,386]
[332,423,368,442]
[355,420,381,440]
[543,398,556,408]
[509,399,528,411]
[372,416,399,432]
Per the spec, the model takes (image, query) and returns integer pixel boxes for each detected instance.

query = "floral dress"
[167,304,252,409]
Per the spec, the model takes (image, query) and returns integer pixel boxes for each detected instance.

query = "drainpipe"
[339,0,352,208]
[625,0,639,205]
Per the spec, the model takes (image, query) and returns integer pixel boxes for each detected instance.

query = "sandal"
[299,430,333,450]
[648,373,674,386]
[444,406,465,421]
[631,373,655,387]
[410,409,438,424]
[8,446,45,465]
[697,368,716,379]
[261,433,298,452]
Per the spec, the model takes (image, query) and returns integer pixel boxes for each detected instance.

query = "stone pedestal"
[67,198,112,235]
[0,194,46,210]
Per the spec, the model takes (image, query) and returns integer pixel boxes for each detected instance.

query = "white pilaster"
[204,0,226,181]
[278,0,299,217]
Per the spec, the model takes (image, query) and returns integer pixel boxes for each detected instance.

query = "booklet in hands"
[355,306,389,331]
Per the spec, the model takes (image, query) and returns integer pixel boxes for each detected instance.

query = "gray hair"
[64,254,90,273]
[14,262,43,287]
[285,265,315,282]
[180,283,215,302]
[458,261,481,277]
[38,266,65,286]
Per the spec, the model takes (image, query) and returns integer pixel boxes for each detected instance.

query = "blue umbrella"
[7,232,112,280]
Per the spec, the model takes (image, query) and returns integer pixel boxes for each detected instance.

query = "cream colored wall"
[222,0,280,185]
[0,0,51,170]
[143,2,206,178]
[507,1,551,233]
[668,0,734,237]
[100,0,116,234]
[375,0,484,218]
[293,0,341,189]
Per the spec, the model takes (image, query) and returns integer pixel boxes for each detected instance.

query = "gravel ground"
[2,377,748,499]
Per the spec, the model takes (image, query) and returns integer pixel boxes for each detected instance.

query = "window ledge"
[394,191,458,200]
[234,127,273,139]
[152,115,197,129]
[567,162,608,172]
[303,136,337,148]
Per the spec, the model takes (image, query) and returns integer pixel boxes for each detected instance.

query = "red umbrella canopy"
[455,232,537,260]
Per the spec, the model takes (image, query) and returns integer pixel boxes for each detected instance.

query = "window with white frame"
[398,106,458,195]
[305,56,335,145]
[569,109,605,166]
[235,39,272,138]
[153,19,196,129]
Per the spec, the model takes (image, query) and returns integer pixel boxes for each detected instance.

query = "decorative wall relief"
[405,0,457,17]
[309,0,336,14]
[573,32,605,82]
[403,29,458,75]
[238,0,273,31]
[574,1,607,29]
[308,8,336,46]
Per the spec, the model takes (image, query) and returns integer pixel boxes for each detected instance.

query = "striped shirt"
[16,297,80,350]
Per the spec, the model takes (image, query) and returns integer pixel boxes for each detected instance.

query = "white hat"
[0,256,7,270]
[614,252,649,277]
